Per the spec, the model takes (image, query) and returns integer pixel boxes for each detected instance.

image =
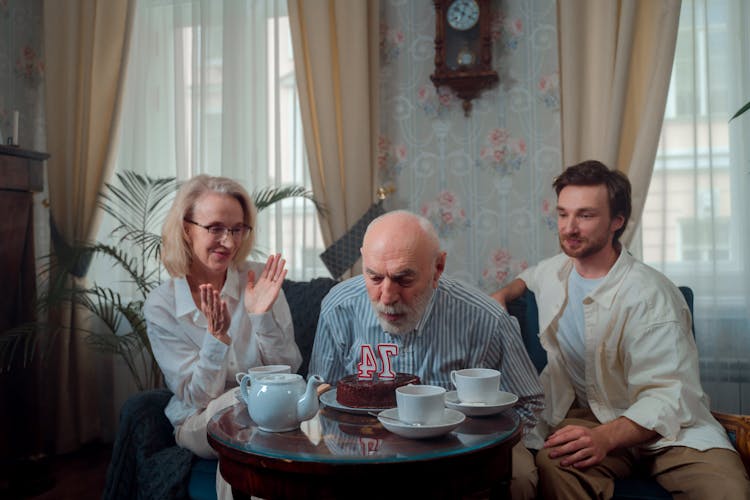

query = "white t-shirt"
[557,267,603,408]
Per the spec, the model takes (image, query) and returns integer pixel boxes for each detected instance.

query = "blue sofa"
[103,280,696,500]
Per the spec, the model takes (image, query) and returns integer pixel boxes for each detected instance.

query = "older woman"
[144,175,302,464]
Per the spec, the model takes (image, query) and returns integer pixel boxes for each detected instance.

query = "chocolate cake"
[336,372,421,409]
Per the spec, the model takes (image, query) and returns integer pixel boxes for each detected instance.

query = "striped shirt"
[308,275,544,432]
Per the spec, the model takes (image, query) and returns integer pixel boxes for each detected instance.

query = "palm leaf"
[252,186,325,215]
[730,101,750,121]
[0,322,60,372]
[0,325,34,371]
[99,172,177,265]
[100,172,177,233]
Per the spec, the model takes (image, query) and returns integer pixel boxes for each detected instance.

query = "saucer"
[376,408,465,439]
[445,390,518,417]
[319,388,395,415]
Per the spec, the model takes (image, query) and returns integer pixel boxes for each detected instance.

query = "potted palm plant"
[0,171,321,390]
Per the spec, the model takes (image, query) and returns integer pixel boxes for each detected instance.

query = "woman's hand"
[245,253,287,314]
[199,284,231,345]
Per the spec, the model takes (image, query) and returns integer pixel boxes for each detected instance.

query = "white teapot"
[239,373,325,432]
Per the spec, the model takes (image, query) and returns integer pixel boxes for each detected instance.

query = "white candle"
[12,110,19,146]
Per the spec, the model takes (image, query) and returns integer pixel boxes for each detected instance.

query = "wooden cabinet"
[0,145,47,333]
[0,145,48,467]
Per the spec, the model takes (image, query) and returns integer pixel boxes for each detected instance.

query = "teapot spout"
[297,374,325,422]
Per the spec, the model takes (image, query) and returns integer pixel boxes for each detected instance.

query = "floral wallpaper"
[378,0,561,292]
[1,0,562,296]
[0,0,45,151]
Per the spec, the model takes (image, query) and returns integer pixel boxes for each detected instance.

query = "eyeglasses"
[184,219,253,240]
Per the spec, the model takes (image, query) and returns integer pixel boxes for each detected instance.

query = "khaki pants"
[512,441,539,500]
[535,408,750,500]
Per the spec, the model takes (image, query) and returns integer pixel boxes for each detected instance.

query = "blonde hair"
[161,175,257,277]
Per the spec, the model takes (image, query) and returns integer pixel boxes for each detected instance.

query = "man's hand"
[544,416,658,469]
[544,424,613,468]
[245,253,287,314]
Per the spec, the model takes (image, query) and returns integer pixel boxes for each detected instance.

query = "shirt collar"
[561,249,635,310]
[173,264,241,317]
[413,280,440,336]
[589,249,634,308]
[174,277,196,317]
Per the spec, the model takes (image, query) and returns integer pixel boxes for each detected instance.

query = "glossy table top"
[208,401,520,464]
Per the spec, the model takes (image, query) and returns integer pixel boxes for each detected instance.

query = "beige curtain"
[557,0,681,245]
[288,0,380,276]
[43,0,134,452]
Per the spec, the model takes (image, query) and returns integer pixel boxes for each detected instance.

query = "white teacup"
[395,384,446,425]
[235,364,291,385]
[450,368,501,404]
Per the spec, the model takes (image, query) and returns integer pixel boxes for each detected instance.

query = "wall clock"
[430,0,498,116]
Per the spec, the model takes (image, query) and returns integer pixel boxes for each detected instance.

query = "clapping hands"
[245,253,287,315]
[199,284,231,345]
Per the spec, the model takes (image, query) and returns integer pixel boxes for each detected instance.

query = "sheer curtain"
[288,0,380,277]
[641,0,750,414]
[557,0,680,247]
[94,0,328,282]
[89,0,329,415]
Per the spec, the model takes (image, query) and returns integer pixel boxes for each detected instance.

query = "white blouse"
[144,260,302,427]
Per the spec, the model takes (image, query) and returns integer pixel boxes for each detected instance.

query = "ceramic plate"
[319,388,395,415]
[376,408,465,439]
[444,390,518,417]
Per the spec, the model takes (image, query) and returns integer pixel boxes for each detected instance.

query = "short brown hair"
[161,175,256,277]
[553,160,631,246]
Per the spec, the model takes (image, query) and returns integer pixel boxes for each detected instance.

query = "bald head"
[362,210,441,261]
[360,210,446,334]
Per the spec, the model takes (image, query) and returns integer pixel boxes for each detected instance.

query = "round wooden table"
[208,402,521,499]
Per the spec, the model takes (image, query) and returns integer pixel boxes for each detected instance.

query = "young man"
[492,160,750,499]
[309,210,544,499]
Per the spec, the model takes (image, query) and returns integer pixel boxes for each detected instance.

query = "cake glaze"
[336,372,421,409]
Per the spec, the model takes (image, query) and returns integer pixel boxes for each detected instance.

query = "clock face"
[446,0,480,31]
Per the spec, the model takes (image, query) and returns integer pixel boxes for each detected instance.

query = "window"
[641,0,750,413]
[91,0,328,293]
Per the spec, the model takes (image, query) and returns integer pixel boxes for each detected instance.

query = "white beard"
[373,287,435,335]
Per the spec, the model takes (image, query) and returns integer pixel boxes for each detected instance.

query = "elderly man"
[309,210,544,499]
[492,160,750,499]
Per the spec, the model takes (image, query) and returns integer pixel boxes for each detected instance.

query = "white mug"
[450,368,501,404]
[395,384,446,425]
[235,364,291,385]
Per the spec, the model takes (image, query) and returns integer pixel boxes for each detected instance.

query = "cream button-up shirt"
[519,250,733,453]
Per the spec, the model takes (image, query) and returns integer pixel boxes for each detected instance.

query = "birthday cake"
[336,373,421,409]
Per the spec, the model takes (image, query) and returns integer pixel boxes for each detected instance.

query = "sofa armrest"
[712,410,750,475]
[506,290,547,374]
[103,388,192,500]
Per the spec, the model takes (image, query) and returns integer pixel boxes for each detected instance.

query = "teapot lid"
[255,373,302,384]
